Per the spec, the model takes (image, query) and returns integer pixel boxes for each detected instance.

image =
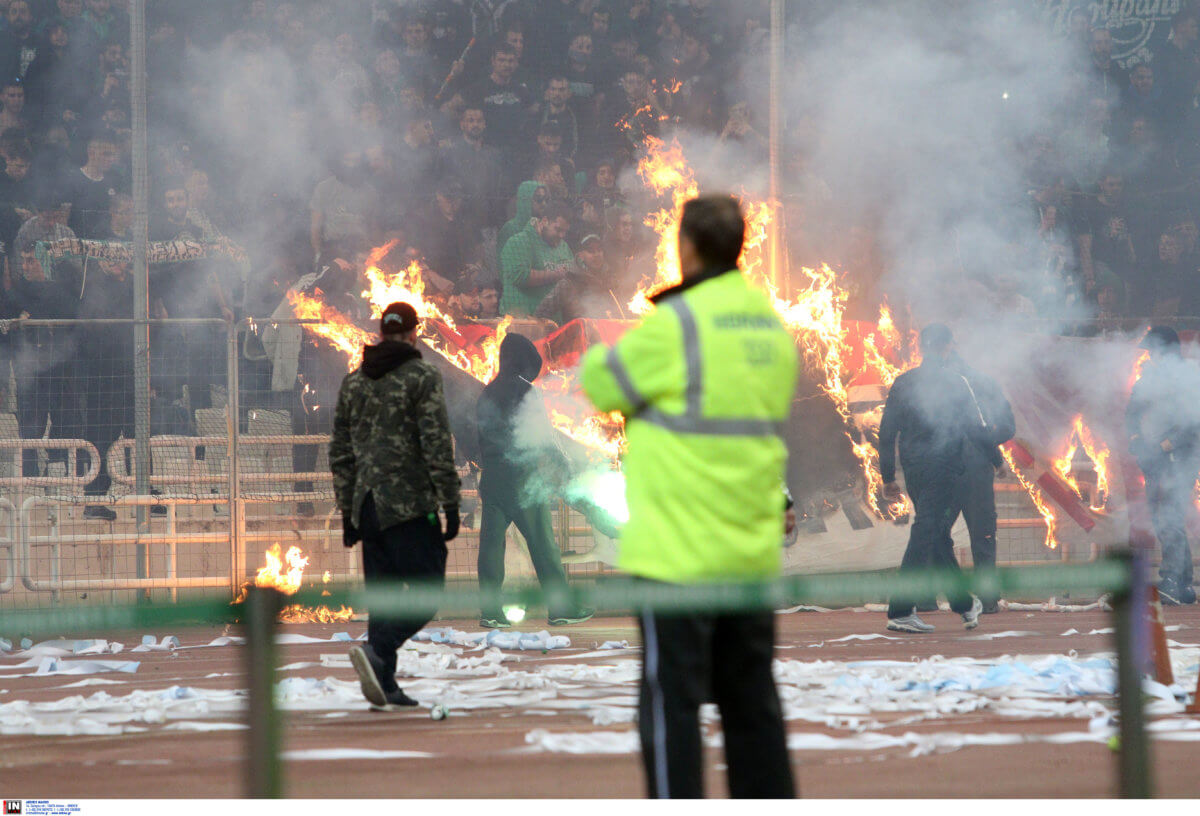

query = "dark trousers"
[476,484,569,616]
[637,604,794,799]
[1144,459,1197,590]
[921,451,997,607]
[82,354,134,497]
[16,362,79,477]
[888,464,974,619]
[359,493,447,690]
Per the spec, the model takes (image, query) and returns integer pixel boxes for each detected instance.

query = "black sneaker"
[1159,584,1196,606]
[151,504,167,517]
[981,600,1000,614]
[83,506,117,521]
[348,645,390,707]
[479,615,511,629]
[373,688,420,710]
[549,607,595,626]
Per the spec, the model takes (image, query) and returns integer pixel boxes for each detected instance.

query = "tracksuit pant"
[1143,458,1197,592]
[359,492,447,691]
[919,449,997,608]
[476,484,570,618]
[888,464,975,619]
[637,599,795,799]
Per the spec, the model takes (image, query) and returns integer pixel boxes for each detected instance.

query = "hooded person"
[495,180,548,269]
[1127,326,1200,604]
[332,302,462,708]
[475,332,593,627]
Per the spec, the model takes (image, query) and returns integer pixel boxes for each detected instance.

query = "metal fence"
[0,314,1169,610]
[0,317,613,610]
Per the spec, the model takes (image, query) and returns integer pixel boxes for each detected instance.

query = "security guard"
[1127,326,1200,605]
[581,195,797,799]
[330,302,462,708]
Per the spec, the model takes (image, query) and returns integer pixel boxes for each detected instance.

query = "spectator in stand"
[77,256,132,520]
[79,0,128,52]
[15,184,79,295]
[1085,27,1126,104]
[438,105,503,226]
[1154,11,1199,128]
[0,79,29,136]
[0,140,34,219]
[0,1,38,81]
[38,0,86,41]
[499,198,573,319]
[331,31,370,99]
[603,204,646,282]
[535,75,579,161]
[1147,228,1198,317]
[562,32,602,108]
[534,232,618,323]
[11,239,80,478]
[98,191,131,240]
[371,49,407,119]
[1076,169,1137,298]
[462,44,532,153]
[309,147,379,269]
[603,66,664,162]
[395,13,445,100]
[532,156,570,200]
[23,22,85,130]
[497,180,548,264]
[392,113,439,217]
[412,177,479,297]
[148,178,234,417]
[1115,64,1165,145]
[63,131,122,239]
[585,157,623,210]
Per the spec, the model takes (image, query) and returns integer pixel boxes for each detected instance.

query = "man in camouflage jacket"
[331,301,461,709]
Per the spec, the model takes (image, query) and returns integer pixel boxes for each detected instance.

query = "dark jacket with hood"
[477,332,567,500]
[952,357,1015,469]
[496,180,543,268]
[330,339,461,529]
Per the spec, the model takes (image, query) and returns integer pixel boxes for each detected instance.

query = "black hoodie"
[476,333,559,494]
[362,339,423,380]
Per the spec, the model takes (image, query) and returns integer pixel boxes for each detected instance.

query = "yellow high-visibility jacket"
[580,269,798,583]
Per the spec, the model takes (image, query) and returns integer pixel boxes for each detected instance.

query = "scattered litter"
[283,748,435,760]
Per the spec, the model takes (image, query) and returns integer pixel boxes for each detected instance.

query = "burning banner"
[282,136,1151,576]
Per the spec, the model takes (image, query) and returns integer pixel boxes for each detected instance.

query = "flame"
[1052,415,1112,513]
[233,543,356,623]
[1001,448,1059,549]
[629,136,699,314]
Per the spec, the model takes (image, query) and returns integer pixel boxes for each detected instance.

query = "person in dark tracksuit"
[1126,325,1200,605]
[475,332,594,627]
[878,324,984,634]
[331,302,462,709]
[947,355,1014,613]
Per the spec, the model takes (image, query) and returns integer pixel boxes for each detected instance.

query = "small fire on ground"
[233,543,355,623]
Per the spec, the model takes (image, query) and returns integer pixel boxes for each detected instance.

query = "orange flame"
[233,543,356,623]
[1001,448,1059,550]
[1052,415,1111,513]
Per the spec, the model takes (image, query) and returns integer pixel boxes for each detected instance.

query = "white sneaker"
[962,597,983,630]
[886,614,935,633]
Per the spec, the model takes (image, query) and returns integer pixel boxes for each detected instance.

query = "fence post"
[227,323,245,596]
[244,586,283,797]
[1113,552,1151,798]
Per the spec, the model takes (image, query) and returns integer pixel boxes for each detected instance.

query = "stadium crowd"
[0,0,1193,504]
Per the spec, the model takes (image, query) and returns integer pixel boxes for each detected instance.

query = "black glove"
[342,517,360,548]
[442,505,460,542]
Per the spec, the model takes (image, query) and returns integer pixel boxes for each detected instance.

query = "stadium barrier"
[0,557,1150,798]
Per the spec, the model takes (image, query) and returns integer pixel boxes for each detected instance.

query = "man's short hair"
[919,324,954,354]
[493,44,517,60]
[540,200,572,223]
[678,195,744,269]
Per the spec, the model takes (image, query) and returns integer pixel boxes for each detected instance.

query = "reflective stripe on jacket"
[580,269,798,583]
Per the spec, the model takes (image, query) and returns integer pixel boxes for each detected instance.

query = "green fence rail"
[0,557,1149,799]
